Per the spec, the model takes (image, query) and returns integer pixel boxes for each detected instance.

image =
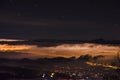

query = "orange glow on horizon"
[0,39,24,42]
[86,61,120,69]
[0,43,119,59]
[0,44,32,52]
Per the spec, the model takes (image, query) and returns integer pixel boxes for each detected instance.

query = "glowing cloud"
[0,43,119,59]
[0,39,24,42]
[0,44,33,52]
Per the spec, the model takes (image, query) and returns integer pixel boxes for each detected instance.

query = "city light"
[86,61,120,69]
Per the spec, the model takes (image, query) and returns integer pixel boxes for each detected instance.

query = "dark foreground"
[0,57,120,80]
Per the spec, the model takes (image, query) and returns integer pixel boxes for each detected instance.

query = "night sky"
[0,0,120,40]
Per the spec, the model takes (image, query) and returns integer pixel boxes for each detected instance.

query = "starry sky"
[0,0,120,40]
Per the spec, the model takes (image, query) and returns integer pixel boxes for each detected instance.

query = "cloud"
[0,43,119,59]
[0,52,43,59]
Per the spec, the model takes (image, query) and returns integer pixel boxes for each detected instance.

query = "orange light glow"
[0,43,119,59]
[0,39,24,42]
[0,44,32,52]
[86,62,120,69]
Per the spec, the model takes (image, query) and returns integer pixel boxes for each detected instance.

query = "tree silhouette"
[93,55,104,61]
[78,54,92,61]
